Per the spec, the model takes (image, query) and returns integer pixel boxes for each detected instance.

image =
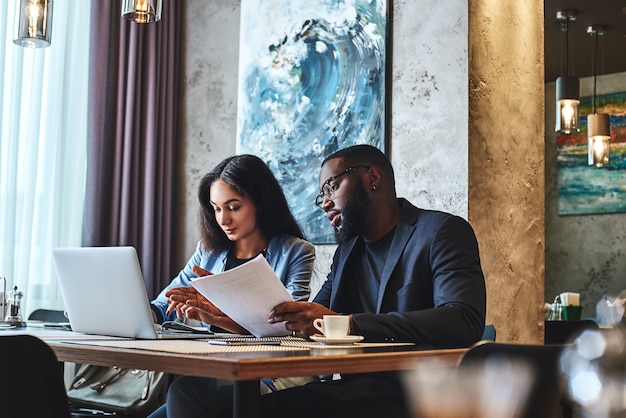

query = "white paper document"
[191,254,293,337]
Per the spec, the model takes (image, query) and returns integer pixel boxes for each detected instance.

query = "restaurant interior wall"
[545,72,626,317]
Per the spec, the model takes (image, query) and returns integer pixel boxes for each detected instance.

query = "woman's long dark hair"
[198,154,304,252]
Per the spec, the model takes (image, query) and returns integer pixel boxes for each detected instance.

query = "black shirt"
[342,227,395,313]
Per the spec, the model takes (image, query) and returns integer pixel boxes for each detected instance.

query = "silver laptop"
[52,246,211,339]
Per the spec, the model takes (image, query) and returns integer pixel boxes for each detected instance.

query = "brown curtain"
[83,2,182,298]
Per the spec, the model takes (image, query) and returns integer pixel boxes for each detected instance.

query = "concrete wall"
[545,72,626,320]
[176,0,546,343]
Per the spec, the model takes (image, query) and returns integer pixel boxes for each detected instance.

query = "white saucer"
[310,334,364,344]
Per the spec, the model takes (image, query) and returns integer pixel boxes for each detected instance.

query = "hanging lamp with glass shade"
[13,0,53,48]
[587,25,610,168]
[121,0,162,23]
[555,10,580,135]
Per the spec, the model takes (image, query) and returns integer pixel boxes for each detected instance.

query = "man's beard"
[334,182,371,245]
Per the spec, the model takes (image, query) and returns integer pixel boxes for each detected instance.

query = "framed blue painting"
[557,91,626,215]
[236,0,389,244]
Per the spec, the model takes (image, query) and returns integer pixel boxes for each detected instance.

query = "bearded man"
[264,144,487,418]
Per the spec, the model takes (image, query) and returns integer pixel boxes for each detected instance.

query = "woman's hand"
[191,265,212,278]
[177,299,247,334]
[165,265,248,334]
[164,264,216,321]
[166,286,224,321]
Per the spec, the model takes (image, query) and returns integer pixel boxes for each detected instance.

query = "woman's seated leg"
[162,375,313,417]
[165,376,233,418]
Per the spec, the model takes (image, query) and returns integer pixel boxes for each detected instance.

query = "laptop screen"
[52,246,159,339]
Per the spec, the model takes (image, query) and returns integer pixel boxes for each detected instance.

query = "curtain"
[0,1,91,315]
[84,2,182,298]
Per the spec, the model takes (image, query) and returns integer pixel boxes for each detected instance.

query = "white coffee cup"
[313,315,350,338]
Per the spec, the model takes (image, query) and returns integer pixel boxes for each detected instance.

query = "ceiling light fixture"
[121,0,162,24]
[555,10,580,135]
[13,0,53,48]
[587,25,610,168]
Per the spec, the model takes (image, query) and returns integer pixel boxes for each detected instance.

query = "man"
[263,144,486,417]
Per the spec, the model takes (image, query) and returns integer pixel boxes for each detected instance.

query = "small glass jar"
[4,285,26,326]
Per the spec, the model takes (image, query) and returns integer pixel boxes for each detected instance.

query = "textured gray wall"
[177,0,469,297]
[545,73,626,319]
[175,1,240,272]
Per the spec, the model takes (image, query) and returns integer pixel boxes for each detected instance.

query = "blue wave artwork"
[236,0,387,244]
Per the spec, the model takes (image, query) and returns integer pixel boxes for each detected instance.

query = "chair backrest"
[28,308,67,323]
[457,341,566,418]
[544,319,599,344]
[481,324,496,341]
[0,335,72,418]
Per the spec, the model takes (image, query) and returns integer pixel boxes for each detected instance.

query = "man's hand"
[268,301,337,338]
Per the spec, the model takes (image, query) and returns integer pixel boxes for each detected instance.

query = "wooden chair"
[0,334,72,418]
[457,341,567,418]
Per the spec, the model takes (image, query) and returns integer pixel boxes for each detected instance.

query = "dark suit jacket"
[313,198,486,348]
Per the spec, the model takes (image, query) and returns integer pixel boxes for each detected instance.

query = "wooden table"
[40,333,466,418]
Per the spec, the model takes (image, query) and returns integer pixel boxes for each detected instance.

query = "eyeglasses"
[314,165,370,207]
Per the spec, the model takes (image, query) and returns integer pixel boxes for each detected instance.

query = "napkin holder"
[545,292,583,321]
[560,292,582,321]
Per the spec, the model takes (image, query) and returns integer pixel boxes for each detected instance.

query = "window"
[0,1,91,315]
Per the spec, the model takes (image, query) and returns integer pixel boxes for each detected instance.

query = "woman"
[147,154,315,418]
[150,154,314,328]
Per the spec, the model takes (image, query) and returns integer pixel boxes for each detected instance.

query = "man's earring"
[371,186,377,191]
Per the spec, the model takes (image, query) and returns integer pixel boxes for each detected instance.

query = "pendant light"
[555,10,580,135]
[587,25,610,168]
[13,0,53,48]
[121,0,162,24]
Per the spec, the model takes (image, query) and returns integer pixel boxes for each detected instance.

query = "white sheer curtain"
[0,1,91,316]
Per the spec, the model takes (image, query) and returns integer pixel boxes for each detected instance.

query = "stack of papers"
[191,254,293,338]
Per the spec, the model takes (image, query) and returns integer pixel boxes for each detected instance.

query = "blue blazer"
[314,198,486,348]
